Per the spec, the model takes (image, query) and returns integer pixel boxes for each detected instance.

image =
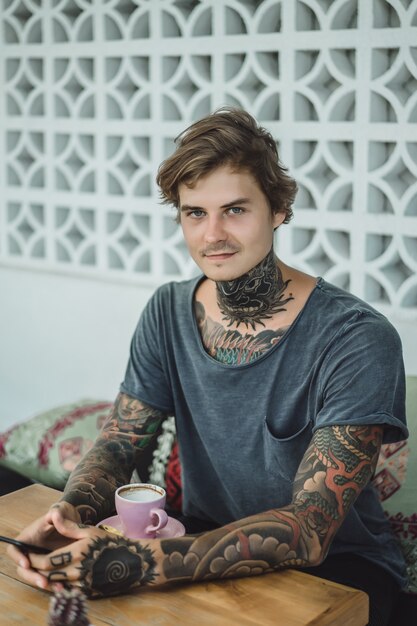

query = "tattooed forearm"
[101,394,164,449]
[292,424,382,558]
[61,393,167,523]
[162,511,306,583]
[78,536,157,598]
[159,424,382,585]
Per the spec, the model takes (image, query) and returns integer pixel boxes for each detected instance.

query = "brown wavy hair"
[156,107,297,224]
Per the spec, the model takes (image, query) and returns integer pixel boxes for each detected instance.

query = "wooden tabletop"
[0,484,369,625]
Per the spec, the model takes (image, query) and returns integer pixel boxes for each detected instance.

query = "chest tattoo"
[195,301,288,365]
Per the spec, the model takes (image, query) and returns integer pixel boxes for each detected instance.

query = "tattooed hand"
[15,515,158,598]
[78,535,157,598]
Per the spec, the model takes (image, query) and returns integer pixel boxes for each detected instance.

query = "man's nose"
[204,215,226,243]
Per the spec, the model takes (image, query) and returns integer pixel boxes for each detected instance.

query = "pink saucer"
[97,514,186,540]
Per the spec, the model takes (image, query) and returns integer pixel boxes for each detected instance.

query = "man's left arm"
[155,423,383,585]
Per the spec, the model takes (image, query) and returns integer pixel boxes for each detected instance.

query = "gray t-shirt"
[121,276,408,587]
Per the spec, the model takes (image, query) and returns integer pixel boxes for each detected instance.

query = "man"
[8,108,408,625]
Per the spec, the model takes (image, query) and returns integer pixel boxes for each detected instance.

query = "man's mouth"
[204,252,237,260]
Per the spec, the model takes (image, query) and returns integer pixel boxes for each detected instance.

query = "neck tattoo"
[215,249,294,330]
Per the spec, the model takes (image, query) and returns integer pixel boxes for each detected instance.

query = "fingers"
[6,544,31,569]
[43,563,82,584]
[29,529,108,587]
[48,501,80,524]
[16,562,81,592]
[7,502,81,562]
[7,510,64,562]
[30,545,76,574]
[49,514,89,541]
[18,545,79,590]
[16,563,49,590]
[6,503,86,592]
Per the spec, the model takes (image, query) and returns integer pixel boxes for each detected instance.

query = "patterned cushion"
[373,376,417,594]
[165,441,182,512]
[0,400,112,489]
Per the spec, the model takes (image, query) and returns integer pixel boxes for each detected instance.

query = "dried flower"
[48,587,90,626]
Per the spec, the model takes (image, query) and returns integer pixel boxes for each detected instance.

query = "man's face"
[179,165,285,282]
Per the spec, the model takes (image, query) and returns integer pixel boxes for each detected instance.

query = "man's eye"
[227,207,244,215]
[188,210,205,218]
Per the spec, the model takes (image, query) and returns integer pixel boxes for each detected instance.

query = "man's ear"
[273,211,286,231]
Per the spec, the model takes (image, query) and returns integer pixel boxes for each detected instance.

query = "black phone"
[0,534,51,555]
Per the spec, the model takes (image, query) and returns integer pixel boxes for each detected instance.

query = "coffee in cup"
[115,483,168,539]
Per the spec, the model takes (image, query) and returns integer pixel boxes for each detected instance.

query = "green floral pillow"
[0,400,112,489]
[373,376,417,595]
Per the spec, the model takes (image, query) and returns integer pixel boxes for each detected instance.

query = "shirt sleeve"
[314,310,408,443]
[120,288,175,414]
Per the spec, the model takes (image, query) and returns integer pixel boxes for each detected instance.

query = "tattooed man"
[8,109,408,626]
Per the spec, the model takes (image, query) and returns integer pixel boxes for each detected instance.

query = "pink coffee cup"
[115,483,168,539]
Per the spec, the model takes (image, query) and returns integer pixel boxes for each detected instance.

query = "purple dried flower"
[48,587,90,626]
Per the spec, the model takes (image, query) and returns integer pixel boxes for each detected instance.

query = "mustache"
[201,243,239,256]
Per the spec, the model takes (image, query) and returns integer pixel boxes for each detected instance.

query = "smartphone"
[0,534,51,555]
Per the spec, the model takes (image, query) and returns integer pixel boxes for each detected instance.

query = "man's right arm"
[7,393,167,582]
[61,392,168,524]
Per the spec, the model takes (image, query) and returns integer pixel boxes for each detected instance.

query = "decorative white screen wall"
[0,0,416,320]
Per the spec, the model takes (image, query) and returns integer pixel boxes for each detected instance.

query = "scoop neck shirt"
[121,275,408,587]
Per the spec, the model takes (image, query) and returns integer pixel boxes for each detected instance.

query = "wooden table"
[0,484,369,625]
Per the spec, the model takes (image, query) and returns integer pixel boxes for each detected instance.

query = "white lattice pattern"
[0,0,416,318]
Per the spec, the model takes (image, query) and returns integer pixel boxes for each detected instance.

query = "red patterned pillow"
[0,400,112,489]
[372,376,417,595]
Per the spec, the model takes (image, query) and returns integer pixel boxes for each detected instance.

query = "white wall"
[0,267,154,429]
